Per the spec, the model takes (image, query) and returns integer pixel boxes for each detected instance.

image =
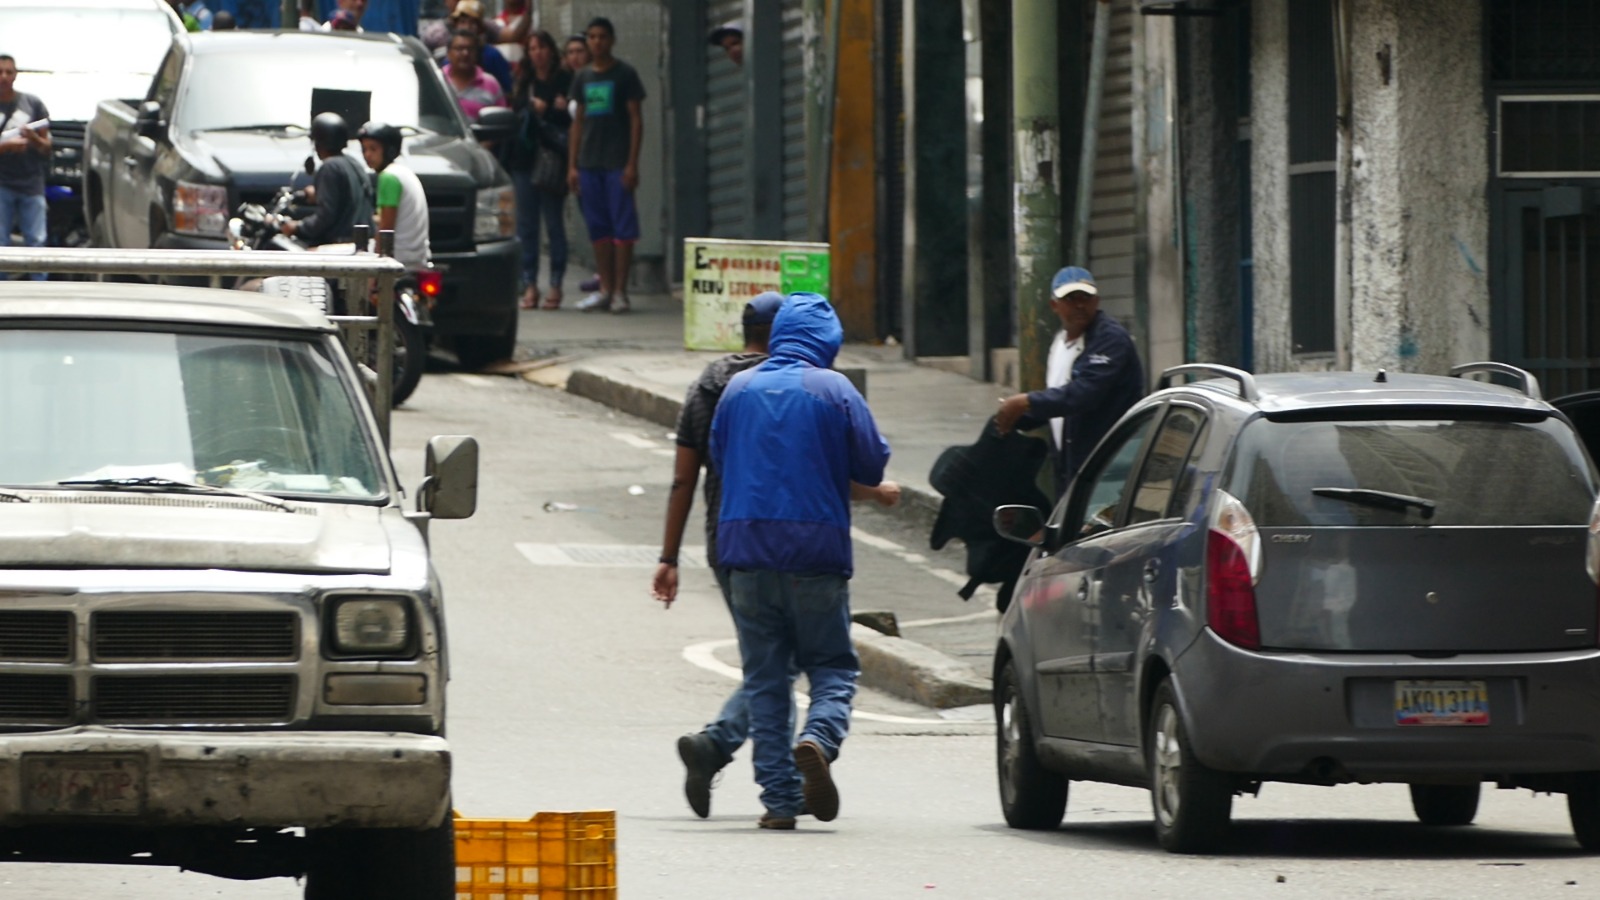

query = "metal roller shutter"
[780,0,808,239]
[1088,0,1137,323]
[705,0,746,237]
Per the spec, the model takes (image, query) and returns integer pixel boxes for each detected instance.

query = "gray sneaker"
[609,295,631,315]
[576,292,612,312]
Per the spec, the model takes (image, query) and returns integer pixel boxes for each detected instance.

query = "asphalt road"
[9,372,1600,898]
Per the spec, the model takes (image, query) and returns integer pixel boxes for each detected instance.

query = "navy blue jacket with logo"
[1019,311,1144,493]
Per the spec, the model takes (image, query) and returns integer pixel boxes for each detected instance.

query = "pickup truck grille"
[428,190,473,253]
[0,611,73,661]
[93,675,297,722]
[0,675,73,721]
[93,611,299,662]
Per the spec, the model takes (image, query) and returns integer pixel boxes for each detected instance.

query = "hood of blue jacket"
[768,293,841,369]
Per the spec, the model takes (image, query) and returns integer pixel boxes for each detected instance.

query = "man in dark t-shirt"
[0,54,50,280]
[567,16,645,314]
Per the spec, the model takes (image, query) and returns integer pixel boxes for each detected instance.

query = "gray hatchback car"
[992,362,1600,853]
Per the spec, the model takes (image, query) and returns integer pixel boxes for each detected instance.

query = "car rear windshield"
[175,46,465,137]
[1226,415,1596,526]
[0,328,384,500]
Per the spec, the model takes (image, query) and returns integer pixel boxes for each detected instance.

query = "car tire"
[1409,784,1480,826]
[996,659,1067,830]
[451,314,518,371]
[1148,678,1233,853]
[1569,774,1600,851]
[304,814,455,900]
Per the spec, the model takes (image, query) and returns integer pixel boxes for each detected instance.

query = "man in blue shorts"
[567,16,645,314]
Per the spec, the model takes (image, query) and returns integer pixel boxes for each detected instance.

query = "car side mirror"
[420,435,478,519]
[993,504,1045,547]
[135,101,165,141]
[471,106,516,143]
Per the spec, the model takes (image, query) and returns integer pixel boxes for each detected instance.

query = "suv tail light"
[1207,490,1261,650]
[417,268,443,299]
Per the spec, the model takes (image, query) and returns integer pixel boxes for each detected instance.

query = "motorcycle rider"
[279,112,374,246]
[356,120,431,270]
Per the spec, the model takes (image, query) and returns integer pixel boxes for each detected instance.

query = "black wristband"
[659,556,678,566]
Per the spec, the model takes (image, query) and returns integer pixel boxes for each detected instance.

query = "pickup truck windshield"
[1227,416,1597,526]
[0,8,176,75]
[0,329,384,499]
[175,48,465,137]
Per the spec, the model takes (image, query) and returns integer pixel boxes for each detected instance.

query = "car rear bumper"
[0,727,450,828]
[1174,630,1600,778]
[432,238,518,338]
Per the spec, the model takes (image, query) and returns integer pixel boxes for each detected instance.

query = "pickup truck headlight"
[173,180,229,238]
[474,185,515,242]
[330,597,413,656]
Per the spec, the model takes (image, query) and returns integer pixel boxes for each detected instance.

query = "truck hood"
[0,501,392,574]
[29,72,160,125]
[183,130,498,192]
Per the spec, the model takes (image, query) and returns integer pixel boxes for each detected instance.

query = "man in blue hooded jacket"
[710,292,891,830]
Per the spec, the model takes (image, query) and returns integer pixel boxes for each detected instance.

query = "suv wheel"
[1569,774,1600,851]
[996,659,1067,829]
[1148,679,1233,853]
[1409,784,1480,826]
[304,814,455,900]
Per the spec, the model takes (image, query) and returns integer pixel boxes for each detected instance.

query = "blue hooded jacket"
[710,293,891,577]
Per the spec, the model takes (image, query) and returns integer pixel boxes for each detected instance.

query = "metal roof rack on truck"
[1157,363,1260,403]
[1449,361,1543,401]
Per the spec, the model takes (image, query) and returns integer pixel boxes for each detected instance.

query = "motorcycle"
[228,187,432,406]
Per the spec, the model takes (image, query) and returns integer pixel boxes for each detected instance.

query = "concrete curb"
[527,361,991,711]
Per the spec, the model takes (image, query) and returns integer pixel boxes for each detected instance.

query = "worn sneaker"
[576,292,612,313]
[794,740,839,822]
[757,812,796,830]
[609,295,631,315]
[677,732,721,819]
[579,275,601,292]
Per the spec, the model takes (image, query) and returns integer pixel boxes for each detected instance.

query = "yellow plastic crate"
[454,810,617,899]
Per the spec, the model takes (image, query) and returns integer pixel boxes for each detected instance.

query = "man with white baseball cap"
[995,265,1144,496]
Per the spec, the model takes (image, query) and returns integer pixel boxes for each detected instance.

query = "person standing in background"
[508,29,571,310]
[708,20,743,65]
[0,55,51,279]
[568,17,645,315]
[443,29,505,123]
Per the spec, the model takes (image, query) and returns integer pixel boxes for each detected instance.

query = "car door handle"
[1075,580,1091,603]
[121,155,138,169]
[1142,559,1161,583]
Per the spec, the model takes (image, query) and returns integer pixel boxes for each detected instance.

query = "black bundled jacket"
[1019,311,1144,494]
[293,153,374,247]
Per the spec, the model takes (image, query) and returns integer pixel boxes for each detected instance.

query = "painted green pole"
[1012,0,1059,393]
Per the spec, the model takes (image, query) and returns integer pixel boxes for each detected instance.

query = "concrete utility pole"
[1012,0,1059,392]
[803,0,827,242]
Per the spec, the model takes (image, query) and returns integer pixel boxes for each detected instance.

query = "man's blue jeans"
[728,569,859,818]
[701,567,795,765]
[0,189,46,281]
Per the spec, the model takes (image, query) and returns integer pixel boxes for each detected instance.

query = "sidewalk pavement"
[501,281,1010,709]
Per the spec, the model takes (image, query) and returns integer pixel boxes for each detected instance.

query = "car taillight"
[1586,497,1600,647]
[1207,490,1261,650]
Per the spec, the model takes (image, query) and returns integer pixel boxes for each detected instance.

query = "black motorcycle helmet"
[310,112,350,154]
[356,120,403,167]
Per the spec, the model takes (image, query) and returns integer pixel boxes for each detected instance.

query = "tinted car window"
[1127,407,1204,526]
[174,46,465,137]
[1060,409,1158,539]
[1227,416,1596,526]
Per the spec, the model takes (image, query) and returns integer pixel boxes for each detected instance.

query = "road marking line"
[902,609,998,628]
[850,527,904,552]
[682,639,975,725]
[653,449,676,458]
[609,431,660,450]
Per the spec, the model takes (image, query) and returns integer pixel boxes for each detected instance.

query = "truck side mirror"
[471,106,516,143]
[135,101,165,141]
[421,435,478,520]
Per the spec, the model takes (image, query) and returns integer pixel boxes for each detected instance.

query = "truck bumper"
[0,727,450,829]
[433,238,518,338]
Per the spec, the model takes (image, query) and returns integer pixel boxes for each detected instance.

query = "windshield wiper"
[56,477,295,512]
[1311,487,1436,519]
[202,124,309,134]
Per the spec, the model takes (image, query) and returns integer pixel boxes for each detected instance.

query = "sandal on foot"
[542,289,562,310]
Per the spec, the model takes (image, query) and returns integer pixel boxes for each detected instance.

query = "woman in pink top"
[443,29,505,123]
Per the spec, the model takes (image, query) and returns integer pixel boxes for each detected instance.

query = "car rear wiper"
[56,477,295,512]
[201,124,309,134]
[1311,487,1436,519]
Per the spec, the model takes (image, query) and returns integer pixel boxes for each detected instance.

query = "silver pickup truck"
[0,248,474,899]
